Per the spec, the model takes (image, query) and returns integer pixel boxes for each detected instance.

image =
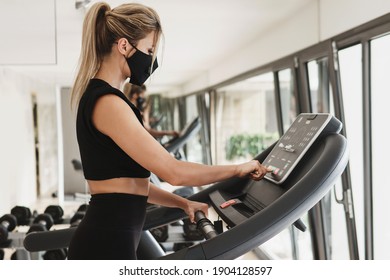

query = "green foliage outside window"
[225,133,278,160]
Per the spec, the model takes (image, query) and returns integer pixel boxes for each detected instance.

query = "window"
[307,56,351,259]
[213,73,279,165]
[307,58,332,114]
[278,68,297,131]
[338,44,365,259]
[184,94,203,163]
[371,34,390,259]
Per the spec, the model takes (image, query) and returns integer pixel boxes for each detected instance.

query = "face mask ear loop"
[129,42,139,52]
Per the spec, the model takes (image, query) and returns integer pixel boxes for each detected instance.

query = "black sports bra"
[76,78,151,180]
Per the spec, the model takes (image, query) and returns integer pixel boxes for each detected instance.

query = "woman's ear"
[116,38,128,55]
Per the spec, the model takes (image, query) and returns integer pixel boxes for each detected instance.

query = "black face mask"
[125,45,158,86]
[136,96,145,111]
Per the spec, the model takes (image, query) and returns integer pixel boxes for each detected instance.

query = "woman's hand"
[168,130,180,138]
[182,199,209,223]
[236,160,273,181]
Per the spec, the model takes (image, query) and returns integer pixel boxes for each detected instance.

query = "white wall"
[0,68,56,215]
[180,0,390,95]
[320,0,390,40]
[0,0,56,65]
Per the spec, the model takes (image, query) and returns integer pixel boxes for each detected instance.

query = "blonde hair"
[71,2,162,108]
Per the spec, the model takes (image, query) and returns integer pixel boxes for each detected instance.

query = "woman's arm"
[145,127,179,138]
[143,110,179,138]
[147,183,208,223]
[92,95,271,186]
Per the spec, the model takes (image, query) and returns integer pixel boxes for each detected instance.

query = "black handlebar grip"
[194,211,218,240]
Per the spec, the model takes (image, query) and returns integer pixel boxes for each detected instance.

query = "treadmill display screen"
[264,113,335,184]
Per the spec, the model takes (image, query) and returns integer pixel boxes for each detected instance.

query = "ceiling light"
[75,0,92,9]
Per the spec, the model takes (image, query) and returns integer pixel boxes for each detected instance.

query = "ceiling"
[4,0,314,95]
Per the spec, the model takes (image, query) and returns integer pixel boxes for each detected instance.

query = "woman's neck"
[94,55,127,90]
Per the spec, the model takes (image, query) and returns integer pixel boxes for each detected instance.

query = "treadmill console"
[264,113,342,184]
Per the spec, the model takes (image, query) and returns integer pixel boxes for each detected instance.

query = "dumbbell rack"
[1,204,88,260]
[157,224,199,253]
[1,228,40,260]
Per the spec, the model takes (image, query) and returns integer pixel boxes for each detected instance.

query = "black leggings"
[67,193,148,260]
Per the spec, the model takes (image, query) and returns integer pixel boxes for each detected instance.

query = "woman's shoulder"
[86,79,121,96]
[80,79,128,105]
[82,79,144,122]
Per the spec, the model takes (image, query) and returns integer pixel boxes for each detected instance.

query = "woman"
[68,2,271,260]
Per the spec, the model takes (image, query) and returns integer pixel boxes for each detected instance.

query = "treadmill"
[23,113,348,260]
[162,116,202,155]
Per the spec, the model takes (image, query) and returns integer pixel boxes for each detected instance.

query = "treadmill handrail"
[164,116,201,153]
[24,227,76,252]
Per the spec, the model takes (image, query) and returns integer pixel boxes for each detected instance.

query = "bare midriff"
[87,177,150,196]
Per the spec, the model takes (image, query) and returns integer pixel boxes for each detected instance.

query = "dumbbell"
[70,211,85,227]
[172,241,194,252]
[44,205,64,224]
[77,204,89,212]
[182,218,204,241]
[149,225,169,242]
[43,249,67,260]
[10,206,32,226]
[27,214,54,234]
[68,204,89,227]
[0,214,17,243]
[10,248,30,260]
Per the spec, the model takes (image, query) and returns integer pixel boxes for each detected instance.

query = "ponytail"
[71,2,110,108]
